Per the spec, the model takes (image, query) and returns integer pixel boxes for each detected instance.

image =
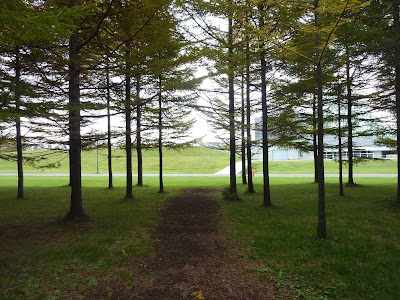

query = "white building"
[254,117,395,161]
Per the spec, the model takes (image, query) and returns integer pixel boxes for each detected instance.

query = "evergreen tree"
[145,4,200,193]
[361,0,400,202]
[0,0,66,198]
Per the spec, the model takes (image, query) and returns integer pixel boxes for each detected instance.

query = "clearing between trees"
[87,188,283,299]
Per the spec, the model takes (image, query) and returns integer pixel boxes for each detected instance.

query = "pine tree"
[0,0,66,199]
[361,0,400,203]
[145,4,200,193]
[279,0,364,238]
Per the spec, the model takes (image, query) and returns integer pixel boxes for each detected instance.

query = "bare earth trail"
[90,188,282,299]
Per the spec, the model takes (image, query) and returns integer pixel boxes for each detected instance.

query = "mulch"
[87,188,284,299]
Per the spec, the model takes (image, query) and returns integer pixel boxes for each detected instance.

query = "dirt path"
[92,188,281,299]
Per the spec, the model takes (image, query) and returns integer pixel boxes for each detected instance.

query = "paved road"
[0,173,397,177]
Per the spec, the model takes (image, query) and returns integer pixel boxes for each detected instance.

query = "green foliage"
[221,186,240,201]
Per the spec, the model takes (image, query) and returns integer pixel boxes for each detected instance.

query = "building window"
[323,149,374,160]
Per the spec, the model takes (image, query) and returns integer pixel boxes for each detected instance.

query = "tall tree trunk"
[158,75,164,193]
[125,50,133,199]
[315,0,326,238]
[241,75,246,184]
[136,76,143,186]
[106,63,113,188]
[259,5,271,206]
[68,149,72,186]
[261,49,271,207]
[338,93,344,196]
[313,93,318,183]
[65,22,88,220]
[346,46,355,185]
[246,44,255,193]
[393,1,400,203]
[14,49,23,199]
[228,12,236,193]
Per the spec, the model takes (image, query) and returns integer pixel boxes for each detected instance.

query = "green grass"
[1,146,396,175]
[1,176,400,299]
[253,159,397,174]
[220,178,400,299]
[0,146,230,174]
[0,176,172,299]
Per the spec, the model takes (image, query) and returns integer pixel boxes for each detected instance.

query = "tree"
[362,0,400,203]
[145,4,199,193]
[228,2,237,194]
[110,0,159,198]
[0,0,64,199]
[280,0,364,238]
[54,0,114,220]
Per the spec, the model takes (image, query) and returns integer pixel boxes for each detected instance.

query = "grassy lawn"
[1,146,396,175]
[0,146,230,174]
[253,159,397,174]
[1,176,400,299]
[220,178,400,299]
[0,176,172,299]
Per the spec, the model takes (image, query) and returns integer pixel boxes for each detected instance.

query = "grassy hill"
[0,146,397,174]
[0,146,230,174]
[252,159,397,174]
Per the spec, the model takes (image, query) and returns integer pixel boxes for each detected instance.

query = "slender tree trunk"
[106,64,113,188]
[68,149,72,186]
[14,49,23,199]
[158,75,164,193]
[246,45,255,193]
[393,1,400,203]
[228,12,236,193]
[313,93,318,183]
[65,22,88,220]
[315,0,326,238]
[261,49,271,207]
[125,50,133,199]
[258,5,271,206]
[136,76,143,186]
[346,46,355,185]
[338,94,344,196]
[241,75,246,184]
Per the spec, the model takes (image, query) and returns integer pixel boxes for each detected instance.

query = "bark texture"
[315,0,326,238]
[125,50,133,199]
[338,95,344,196]
[65,22,88,220]
[136,77,143,186]
[393,1,400,203]
[158,76,164,193]
[106,64,113,189]
[241,76,246,185]
[313,93,318,183]
[261,49,271,207]
[346,48,355,185]
[228,13,236,194]
[15,50,23,199]
[246,46,255,193]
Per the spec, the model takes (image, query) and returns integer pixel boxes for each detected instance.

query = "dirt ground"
[88,188,283,299]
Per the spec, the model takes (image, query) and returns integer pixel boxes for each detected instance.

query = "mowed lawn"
[253,159,397,174]
[0,146,397,174]
[1,175,400,299]
[0,146,230,174]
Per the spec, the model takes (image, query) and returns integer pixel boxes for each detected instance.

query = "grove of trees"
[1,0,399,238]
